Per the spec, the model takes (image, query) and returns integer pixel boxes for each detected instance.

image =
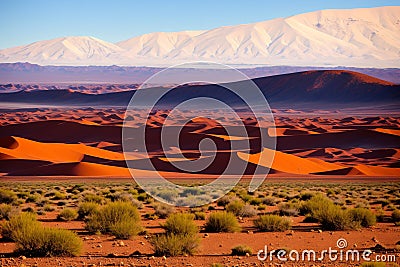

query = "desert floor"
[0,179,399,267]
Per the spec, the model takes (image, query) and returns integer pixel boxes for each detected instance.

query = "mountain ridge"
[0,6,399,67]
[0,70,398,108]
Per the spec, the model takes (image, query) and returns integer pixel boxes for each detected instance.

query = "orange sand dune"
[237,148,400,176]
[208,134,256,141]
[8,161,131,177]
[375,128,400,136]
[237,148,344,175]
[0,136,135,163]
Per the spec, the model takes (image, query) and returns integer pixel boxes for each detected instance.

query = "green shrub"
[0,189,17,204]
[249,198,262,206]
[262,197,276,206]
[300,192,315,201]
[78,202,100,220]
[314,205,353,230]
[392,209,400,223]
[163,213,198,235]
[2,212,82,256]
[226,200,257,217]
[231,244,252,256]
[193,211,206,220]
[226,200,244,216]
[57,208,78,221]
[239,204,258,217]
[1,213,40,241]
[300,194,332,217]
[216,195,237,207]
[43,204,55,212]
[109,220,142,239]
[279,203,299,216]
[109,193,143,209]
[348,208,376,228]
[0,203,13,220]
[37,228,82,256]
[13,227,82,256]
[83,193,104,204]
[26,193,41,203]
[52,192,67,200]
[253,215,291,232]
[150,233,199,256]
[301,194,354,230]
[153,202,175,219]
[205,211,241,233]
[85,201,141,239]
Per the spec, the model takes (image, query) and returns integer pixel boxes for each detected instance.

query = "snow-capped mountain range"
[0,6,399,67]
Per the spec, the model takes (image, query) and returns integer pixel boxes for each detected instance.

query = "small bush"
[2,212,82,256]
[0,189,17,204]
[83,193,104,204]
[231,244,252,256]
[57,208,78,221]
[43,204,55,212]
[26,193,41,203]
[78,202,100,220]
[392,209,400,223]
[39,228,82,256]
[52,191,67,200]
[150,233,199,256]
[109,220,142,240]
[279,203,299,216]
[1,213,40,240]
[300,194,332,217]
[301,194,355,230]
[85,201,141,239]
[314,205,353,230]
[109,193,143,209]
[193,211,206,220]
[163,213,198,235]
[0,203,13,220]
[348,208,376,228]
[217,195,236,207]
[239,204,258,217]
[226,200,244,216]
[262,197,276,206]
[226,200,257,217]
[300,192,315,201]
[253,215,291,232]
[153,202,175,219]
[205,211,241,233]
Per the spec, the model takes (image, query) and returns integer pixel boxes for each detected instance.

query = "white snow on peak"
[0,6,399,67]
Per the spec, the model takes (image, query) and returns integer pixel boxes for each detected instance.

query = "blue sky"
[0,0,398,49]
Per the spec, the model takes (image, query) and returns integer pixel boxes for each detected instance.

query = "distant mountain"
[0,70,398,108]
[0,6,399,67]
[1,62,400,84]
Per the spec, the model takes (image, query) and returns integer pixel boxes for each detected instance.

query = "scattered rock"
[130,250,142,256]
